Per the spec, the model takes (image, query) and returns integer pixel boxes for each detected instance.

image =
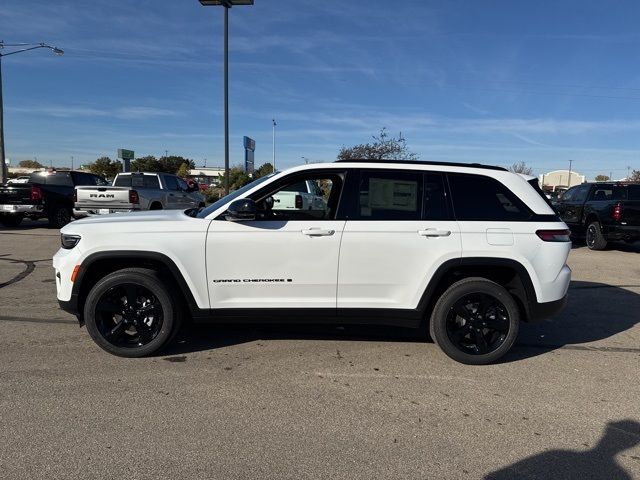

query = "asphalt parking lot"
[1,219,639,480]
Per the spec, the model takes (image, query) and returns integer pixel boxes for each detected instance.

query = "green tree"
[629,169,640,182]
[218,166,251,192]
[18,159,44,169]
[131,156,162,172]
[159,156,195,174]
[88,157,122,179]
[176,162,190,178]
[337,128,418,161]
[254,162,274,178]
[595,174,610,182]
[509,161,533,175]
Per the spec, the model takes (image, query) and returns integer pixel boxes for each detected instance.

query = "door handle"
[302,228,335,237]
[418,229,451,237]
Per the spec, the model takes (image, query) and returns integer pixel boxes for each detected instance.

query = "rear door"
[337,169,461,310]
[556,184,590,232]
[161,175,183,209]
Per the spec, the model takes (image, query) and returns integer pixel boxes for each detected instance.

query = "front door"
[206,170,346,310]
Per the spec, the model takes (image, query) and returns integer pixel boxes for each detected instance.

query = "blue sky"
[2,0,640,179]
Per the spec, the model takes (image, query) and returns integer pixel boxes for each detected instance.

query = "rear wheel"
[0,214,24,227]
[586,221,607,250]
[48,205,72,228]
[83,268,181,357]
[430,278,520,365]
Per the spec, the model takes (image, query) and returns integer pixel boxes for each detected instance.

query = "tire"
[48,205,72,228]
[83,268,182,357]
[429,277,520,365]
[0,214,24,227]
[586,221,607,250]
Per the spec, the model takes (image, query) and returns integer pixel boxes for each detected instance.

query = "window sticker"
[368,178,418,212]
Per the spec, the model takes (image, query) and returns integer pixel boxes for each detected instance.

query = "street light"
[198,0,254,195]
[0,42,64,183]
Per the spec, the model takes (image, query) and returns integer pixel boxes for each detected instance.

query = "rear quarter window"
[448,173,531,221]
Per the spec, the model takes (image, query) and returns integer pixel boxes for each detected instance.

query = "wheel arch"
[417,257,537,322]
[72,251,202,324]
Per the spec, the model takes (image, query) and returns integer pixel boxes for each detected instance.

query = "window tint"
[143,176,160,189]
[72,172,95,186]
[572,184,590,203]
[164,175,180,191]
[42,172,73,186]
[114,175,132,187]
[355,171,422,220]
[423,173,450,220]
[448,173,530,221]
[280,181,308,193]
[177,177,189,191]
[628,185,640,200]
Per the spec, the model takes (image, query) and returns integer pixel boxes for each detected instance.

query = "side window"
[164,175,180,191]
[560,187,576,202]
[176,178,189,191]
[423,173,450,220]
[355,170,422,220]
[72,172,94,186]
[448,173,531,221]
[143,176,160,189]
[94,176,110,186]
[252,173,344,221]
[572,185,590,203]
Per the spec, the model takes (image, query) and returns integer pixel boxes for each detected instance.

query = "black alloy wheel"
[430,277,520,365]
[445,293,510,356]
[84,268,181,357]
[95,283,164,348]
[586,221,607,250]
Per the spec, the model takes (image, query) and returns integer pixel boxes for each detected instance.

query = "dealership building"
[538,170,585,191]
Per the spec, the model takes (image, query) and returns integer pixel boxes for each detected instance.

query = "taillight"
[129,190,139,204]
[536,229,571,242]
[31,185,43,202]
[295,194,303,209]
[612,202,623,222]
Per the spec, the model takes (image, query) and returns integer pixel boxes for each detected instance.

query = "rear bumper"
[0,203,43,214]
[529,294,568,321]
[74,206,140,216]
[604,225,640,242]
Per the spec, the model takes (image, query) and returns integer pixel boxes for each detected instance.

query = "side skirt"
[192,308,423,328]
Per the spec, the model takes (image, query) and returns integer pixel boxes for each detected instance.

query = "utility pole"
[567,159,573,187]
[71,155,74,171]
[164,150,169,159]
[628,166,631,181]
[272,118,276,173]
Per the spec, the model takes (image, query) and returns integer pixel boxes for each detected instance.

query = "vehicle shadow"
[509,280,640,361]
[162,280,640,362]
[484,419,640,479]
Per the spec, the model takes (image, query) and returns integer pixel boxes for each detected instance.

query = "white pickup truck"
[75,172,205,216]
[271,179,328,218]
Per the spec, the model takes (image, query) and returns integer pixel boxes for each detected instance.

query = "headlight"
[61,234,81,249]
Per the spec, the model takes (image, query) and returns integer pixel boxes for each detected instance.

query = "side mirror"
[226,198,256,221]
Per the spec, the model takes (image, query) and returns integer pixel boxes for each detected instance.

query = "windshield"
[196,174,274,218]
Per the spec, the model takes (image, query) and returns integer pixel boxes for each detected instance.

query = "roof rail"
[334,159,508,171]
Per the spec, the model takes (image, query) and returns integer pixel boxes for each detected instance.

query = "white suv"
[53,160,571,364]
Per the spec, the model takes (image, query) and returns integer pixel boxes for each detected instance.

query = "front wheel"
[430,278,520,365]
[83,268,181,357]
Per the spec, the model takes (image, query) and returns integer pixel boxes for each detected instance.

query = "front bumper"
[0,204,43,214]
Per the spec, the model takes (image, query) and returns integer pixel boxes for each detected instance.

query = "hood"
[61,209,193,234]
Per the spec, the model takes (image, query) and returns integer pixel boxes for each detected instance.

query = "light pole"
[567,159,573,187]
[199,0,254,195]
[0,42,63,184]
[272,118,277,172]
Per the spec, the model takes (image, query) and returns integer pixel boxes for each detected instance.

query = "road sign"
[244,136,255,174]
[117,149,134,160]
